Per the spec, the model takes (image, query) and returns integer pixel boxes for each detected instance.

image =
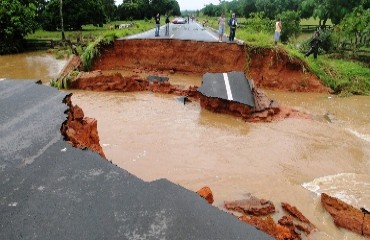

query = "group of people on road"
[154,12,321,58]
[155,13,171,37]
[217,13,237,42]
[218,13,321,58]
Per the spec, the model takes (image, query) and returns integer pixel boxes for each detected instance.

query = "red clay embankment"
[246,46,328,92]
[91,39,329,93]
[93,39,246,73]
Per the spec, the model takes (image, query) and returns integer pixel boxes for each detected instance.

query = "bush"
[297,30,335,55]
[318,30,335,53]
[278,11,301,43]
[242,12,273,33]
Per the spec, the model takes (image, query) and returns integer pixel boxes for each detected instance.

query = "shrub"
[242,12,273,33]
[278,11,301,43]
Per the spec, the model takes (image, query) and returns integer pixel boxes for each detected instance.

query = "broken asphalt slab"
[0,80,272,240]
[198,71,255,107]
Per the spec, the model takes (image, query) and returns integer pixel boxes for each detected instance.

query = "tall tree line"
[116,0,180,20]
[0,0,181,54]
[202,0,369,47]
[203,0,368,26]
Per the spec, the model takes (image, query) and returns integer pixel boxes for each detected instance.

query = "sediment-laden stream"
[70,87,370,240]
[2,48,369,239]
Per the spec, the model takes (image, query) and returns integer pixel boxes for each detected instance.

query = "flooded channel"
[0,51,67,83]
[2,51,370,239]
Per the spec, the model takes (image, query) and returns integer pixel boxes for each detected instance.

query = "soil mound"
[90,39,329,93]
[93,39,246,74]
[246,46,329,92]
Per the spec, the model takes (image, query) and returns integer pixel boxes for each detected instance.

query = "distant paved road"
[123,21,229,42]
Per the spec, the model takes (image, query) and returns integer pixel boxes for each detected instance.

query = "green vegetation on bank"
[2,0,369,95]
[307,58,370,95]
[0,0,180,54]
[198,12,369,96]
[26,20,154,42]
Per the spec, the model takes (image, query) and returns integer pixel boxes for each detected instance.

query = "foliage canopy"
[0,0,38,54]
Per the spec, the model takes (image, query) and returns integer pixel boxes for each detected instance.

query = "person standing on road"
[165,14,170,36]
[155,13,160,37]
[228,13,237,42]
[305,31,322,59]
[274,18,282,45]
[218,13,226,42]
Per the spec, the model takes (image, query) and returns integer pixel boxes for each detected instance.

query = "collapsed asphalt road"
[0,80,272,239]
[123,21,228,42]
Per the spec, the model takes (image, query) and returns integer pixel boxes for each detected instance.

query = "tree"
[255,0,300,20]
[336,5,370,49]
[203,4,219,16]
[116,0,179,20]
[278,10,301,42]
[0,0,37,54]
[239,0,257,18]
[300,0,364,26]
[102,0,117,21]
[255,0,278,19]
[42,0,107,31]
[60,0,65,41]
[165,0,180,16]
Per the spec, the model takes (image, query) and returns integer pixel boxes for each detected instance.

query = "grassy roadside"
[198,16,369,96]
[31,17,369,95]
[27,20,155,71]
[26,20,155,41]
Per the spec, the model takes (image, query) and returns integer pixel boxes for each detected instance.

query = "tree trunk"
[60,0,65,42]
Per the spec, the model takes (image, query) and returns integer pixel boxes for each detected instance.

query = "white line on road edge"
[195,22,219,41]
[205,29,219,41]
[223,73,233,101]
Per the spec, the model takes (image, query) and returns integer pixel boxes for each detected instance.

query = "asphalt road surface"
[0,79,272,239]
[124,21,231,42]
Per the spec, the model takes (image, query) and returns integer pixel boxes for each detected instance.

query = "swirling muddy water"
[2,52,370,239]
[70,88,370,240]
[0,51,67,83]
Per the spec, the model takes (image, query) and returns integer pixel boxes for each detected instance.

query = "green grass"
[300,17,333,25]
[41,17,369,95]
[198,17,273,47]
[198,16,369,95]
[26,20,154,41]
[306,57,370,95]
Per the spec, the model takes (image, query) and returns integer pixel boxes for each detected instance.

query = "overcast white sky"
[115,0,227,11]
[176,0,225,10]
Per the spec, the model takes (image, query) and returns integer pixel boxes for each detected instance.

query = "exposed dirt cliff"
[90,39,329,93]
[61,94,106,159]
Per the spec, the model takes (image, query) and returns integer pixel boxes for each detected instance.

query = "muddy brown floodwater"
[0,51,67,83]
[2,51,370,240]
[70,83,370,240]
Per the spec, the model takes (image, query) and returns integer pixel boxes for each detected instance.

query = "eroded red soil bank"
[321,193,370,237]
[198,186,317,240]
[69,71,309,122]
[61,94,106,159]
[92,39,329,93]
[246,46,329,92]
[198,186,370,239]
[93,39,246,74]
[57,40,322,157]
[57,40,369,239]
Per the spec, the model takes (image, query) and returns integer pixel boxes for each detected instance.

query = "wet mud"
[61,39,322,124]
[57,39,368,239]
[91,39,329,93]
[93,39,246,74]
[61,94,105,159]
